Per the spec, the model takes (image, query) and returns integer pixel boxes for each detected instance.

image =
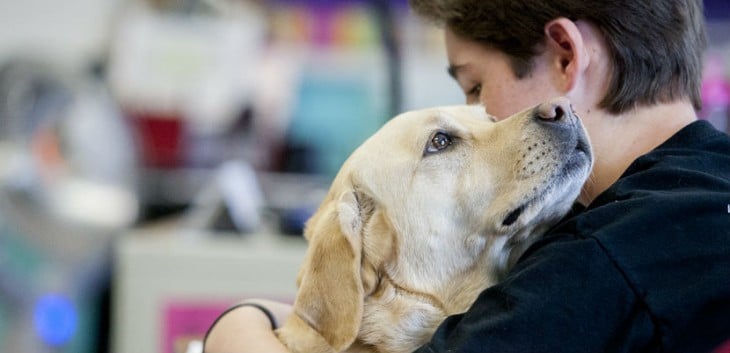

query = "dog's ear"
[277,189,369,353]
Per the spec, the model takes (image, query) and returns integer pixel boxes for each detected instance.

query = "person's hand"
[204,299,293,353]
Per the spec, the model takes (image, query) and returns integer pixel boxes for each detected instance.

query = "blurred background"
[0,0,728,352]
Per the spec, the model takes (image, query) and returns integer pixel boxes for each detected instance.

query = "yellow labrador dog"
[277,97,593,353]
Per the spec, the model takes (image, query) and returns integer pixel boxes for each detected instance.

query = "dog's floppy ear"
[277,188,369,353]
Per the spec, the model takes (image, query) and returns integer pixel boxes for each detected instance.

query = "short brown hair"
[410,0,707,114]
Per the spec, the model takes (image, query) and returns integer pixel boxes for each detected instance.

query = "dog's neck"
[378,270,448,314]
[488,226,548,281]
[357,267,452,353]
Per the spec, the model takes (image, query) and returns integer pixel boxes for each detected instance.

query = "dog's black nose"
[535,97,572,122]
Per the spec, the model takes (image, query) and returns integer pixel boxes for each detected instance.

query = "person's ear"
[544,18,588,92]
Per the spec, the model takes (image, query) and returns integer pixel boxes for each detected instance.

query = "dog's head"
[277,97,593,353]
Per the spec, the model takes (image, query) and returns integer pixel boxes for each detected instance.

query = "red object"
[127,111,186,168]
[714,338,730,353]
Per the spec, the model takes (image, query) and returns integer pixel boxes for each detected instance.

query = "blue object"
[705,0,730,20]
[279,207,316,235]
[287,74,384,177]
[33,294,78,347]
[0,301,6,347]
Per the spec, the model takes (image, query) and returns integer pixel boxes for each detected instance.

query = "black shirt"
[416,121,730,353]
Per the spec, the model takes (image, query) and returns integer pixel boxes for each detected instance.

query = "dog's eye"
[425,132,453,154]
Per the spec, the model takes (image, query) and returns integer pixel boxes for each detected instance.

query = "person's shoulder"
[537,118,730,282]
[523,118,730,275]
[667,120,730,150]
[590,120,730,212]
[646,120,730,164]
[538,119,730,253]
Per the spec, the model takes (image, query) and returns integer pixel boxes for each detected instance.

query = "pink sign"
[163,297,294,353]
[163,301,232,353]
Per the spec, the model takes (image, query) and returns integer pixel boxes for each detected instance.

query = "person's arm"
[204,299,293,353]
[414,234,644,353]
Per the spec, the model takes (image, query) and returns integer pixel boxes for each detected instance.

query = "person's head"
[410,0,707,118]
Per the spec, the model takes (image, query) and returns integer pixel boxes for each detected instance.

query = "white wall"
[0,0,123,70]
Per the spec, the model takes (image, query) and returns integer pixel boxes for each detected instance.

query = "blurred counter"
[111,222,306,353]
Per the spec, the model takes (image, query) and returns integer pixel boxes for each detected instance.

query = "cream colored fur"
[276,100,593,353]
